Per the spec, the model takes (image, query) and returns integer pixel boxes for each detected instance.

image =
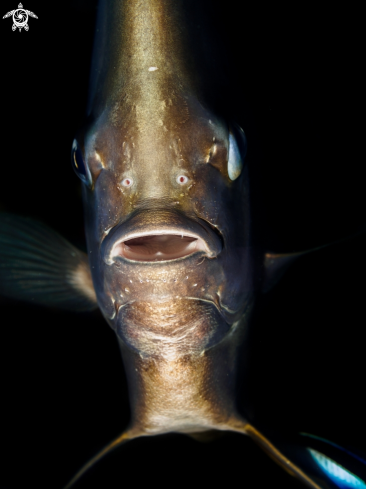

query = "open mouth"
[112,233,208,262]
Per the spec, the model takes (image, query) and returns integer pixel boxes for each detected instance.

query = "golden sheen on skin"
[63,1,325,488]
[83,0,251,455]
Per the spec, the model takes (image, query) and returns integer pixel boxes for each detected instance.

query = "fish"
[0,0,365,488]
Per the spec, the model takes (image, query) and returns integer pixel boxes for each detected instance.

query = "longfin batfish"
[0,0,365,487]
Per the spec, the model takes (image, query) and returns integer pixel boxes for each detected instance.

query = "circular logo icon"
[12,8,28,28]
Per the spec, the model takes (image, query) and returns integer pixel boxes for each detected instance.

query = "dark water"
[0,1,364,488]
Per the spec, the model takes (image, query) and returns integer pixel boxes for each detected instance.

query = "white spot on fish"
[177,175,188,185]
[95,151,105,168]
[122,177,133,187]
[148,66,158,71]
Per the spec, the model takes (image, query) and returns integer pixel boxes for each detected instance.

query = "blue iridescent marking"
[301,433,366,466]
[308,448,366,489]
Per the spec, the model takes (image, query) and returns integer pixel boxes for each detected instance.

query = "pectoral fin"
[0,213,97,311]
[263,251,306,294]
[263,225,366,294]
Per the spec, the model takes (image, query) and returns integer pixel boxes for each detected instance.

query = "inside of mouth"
[114,234,206,261]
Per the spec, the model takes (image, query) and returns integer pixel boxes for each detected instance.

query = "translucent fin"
[62,430,134,489]
[263,251,305,294]
[263,224,366,294]
[0,213,97,311]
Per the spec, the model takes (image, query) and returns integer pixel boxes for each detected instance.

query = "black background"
[0,1,364,488]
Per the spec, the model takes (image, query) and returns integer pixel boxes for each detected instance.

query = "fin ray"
[63,431,134,489]
[0,213,97,311]
[263,226,366,293]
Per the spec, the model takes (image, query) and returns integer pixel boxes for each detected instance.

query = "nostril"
[114,234,206,261]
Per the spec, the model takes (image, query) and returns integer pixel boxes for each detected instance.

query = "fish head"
[72,94,253,358]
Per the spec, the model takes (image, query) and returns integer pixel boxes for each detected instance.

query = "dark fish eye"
[71,139,91,186]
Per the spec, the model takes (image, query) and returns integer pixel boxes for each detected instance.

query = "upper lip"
[102,210,223,264]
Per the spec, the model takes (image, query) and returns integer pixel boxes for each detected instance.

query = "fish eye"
[176,175,188,185]
[121,177,133,187]
[71,139,92,187]
[228,122,247,181]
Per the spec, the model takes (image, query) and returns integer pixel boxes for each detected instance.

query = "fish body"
[0,1,365,488]
[77,0,256,438]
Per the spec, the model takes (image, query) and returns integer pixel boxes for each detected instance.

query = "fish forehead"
[86,0,230,184]
[86,95,229,180]
[87,0,225,119]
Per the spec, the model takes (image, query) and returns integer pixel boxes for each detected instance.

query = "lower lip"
[112,234,207,262]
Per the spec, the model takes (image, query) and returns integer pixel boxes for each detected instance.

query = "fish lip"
[112,230,210,263]
[102,211,223,265]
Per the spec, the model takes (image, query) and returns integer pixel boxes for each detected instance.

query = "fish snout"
[102,210,223,265]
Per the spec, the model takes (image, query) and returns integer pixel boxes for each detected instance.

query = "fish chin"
[115,298,231,358]
[90,211,251,352]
